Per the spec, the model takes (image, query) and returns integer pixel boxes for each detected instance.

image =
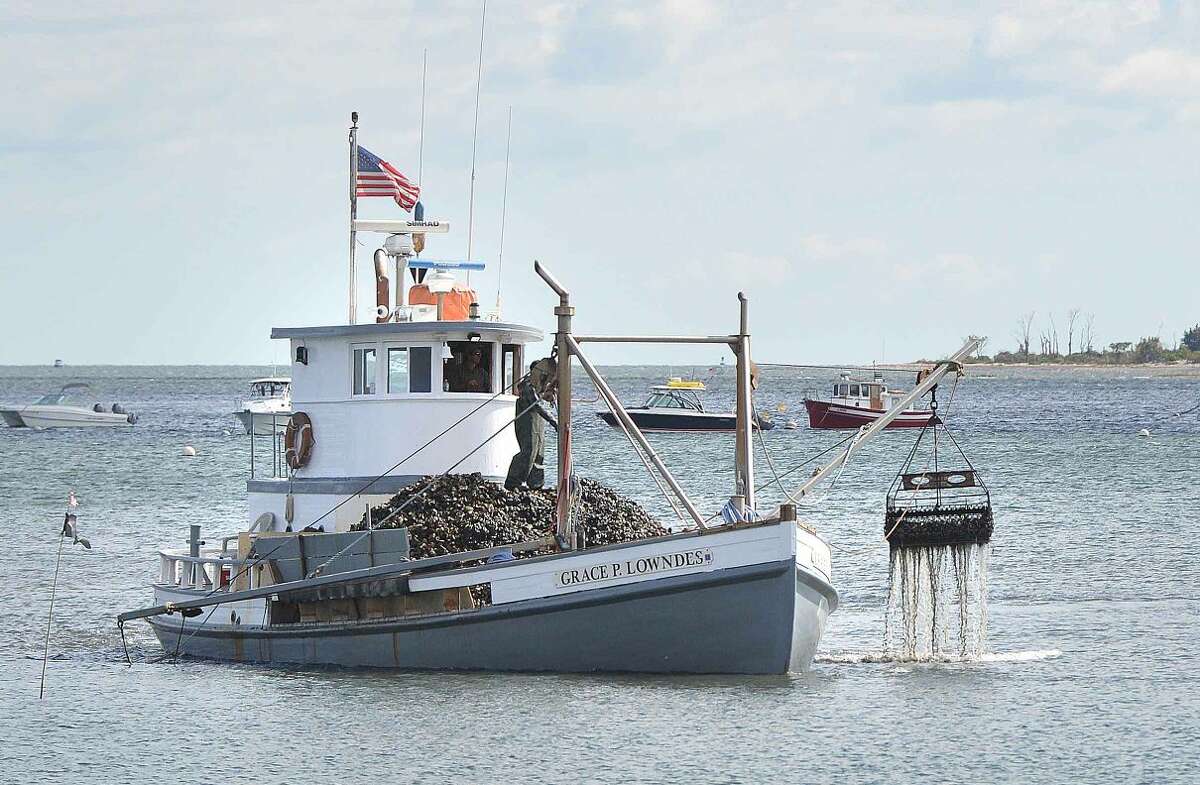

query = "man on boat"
[505,358,557,490]
[452,345,491,392]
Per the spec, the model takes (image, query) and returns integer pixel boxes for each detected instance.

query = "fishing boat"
[597,378,774,432]
[117,116,978,674]
[1,383,136,428]
[233,377,292,435]
[804,372,935,429]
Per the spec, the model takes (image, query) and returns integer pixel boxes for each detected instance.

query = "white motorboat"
[233,378,291,435]
[1,383,136,429]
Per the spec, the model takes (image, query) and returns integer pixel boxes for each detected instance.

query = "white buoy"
[1137,429,1151,437]
[182,445,197,457]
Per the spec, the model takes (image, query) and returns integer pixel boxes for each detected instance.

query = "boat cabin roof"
[651,377,706,392]
[35,383,89,405]
[249,377,290,386]
[271,321,542,344]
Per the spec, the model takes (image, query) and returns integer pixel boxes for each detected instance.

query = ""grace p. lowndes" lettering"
[555,548,714,588]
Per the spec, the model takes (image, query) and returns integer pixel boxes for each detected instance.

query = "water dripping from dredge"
[881,387,994,662]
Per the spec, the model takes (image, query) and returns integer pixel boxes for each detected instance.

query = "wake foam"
[816,648,1062,665]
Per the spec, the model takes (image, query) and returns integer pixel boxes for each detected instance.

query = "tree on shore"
[1014,311,1035,355]
[1184,324,1200,352]
[988,314,1196,365]
[1066,309,1080,356]
[1134,337,1165,363]
[1082,313,1096,353]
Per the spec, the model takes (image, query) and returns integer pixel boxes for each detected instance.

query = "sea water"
[1,364,1198,784]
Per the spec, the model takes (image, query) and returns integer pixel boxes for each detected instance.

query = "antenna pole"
[466,0,487,285]
[496,106,511,316]
[348,112,360,324]
[417,50,427,187]
[39,520,67,699]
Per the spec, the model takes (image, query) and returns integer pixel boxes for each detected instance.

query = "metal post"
[348,112,359,325]
[534,261,574,549]
[734,293,755,509]
[188,525,202,588]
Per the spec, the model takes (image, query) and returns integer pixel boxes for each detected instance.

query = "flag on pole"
[356,146,420,210]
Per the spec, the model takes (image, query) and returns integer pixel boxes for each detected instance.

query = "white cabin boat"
[804,372,935,429]
[1,383,136,429]
[234,377,292,435]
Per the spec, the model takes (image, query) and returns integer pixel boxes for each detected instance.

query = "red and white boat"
[804,372,935,429]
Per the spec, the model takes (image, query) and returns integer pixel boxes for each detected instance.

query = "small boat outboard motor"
[125,412,138,425]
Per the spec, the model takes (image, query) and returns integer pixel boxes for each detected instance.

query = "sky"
[2,1,1198,366]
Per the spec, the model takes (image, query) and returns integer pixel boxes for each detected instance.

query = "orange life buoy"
[284,412,314,470]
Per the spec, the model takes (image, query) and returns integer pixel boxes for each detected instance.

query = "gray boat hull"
[149,559,835,674]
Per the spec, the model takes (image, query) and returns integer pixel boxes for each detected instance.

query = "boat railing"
[158,546,263,593]
[248,414,288,479]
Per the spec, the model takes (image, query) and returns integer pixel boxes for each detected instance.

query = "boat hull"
[146,522,836,674]
[597,410,775,432]
[803,399,934,429]
[235,409,292,436]
[14,405,133,429]
[150,561,832,674]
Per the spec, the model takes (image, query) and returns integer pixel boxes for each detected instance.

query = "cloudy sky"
[2,1,1197,365]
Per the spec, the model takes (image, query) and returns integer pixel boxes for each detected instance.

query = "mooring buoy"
[182,445,197,457]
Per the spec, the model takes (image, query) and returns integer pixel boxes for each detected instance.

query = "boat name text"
[555,548,713,588]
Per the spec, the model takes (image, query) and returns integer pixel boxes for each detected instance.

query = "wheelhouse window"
[647,392,685,409]
[850,384,860,397]
[353,346,377,395]
[501,344,523,395]
[837,384,849,396]
[385,346,433,393]
[444,341,493,393]
[387,348,408,393]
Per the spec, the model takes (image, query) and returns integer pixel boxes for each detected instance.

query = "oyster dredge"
[117,116,978,673]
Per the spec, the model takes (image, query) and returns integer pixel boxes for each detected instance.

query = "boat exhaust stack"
[534,260,576,549]
[373,249,390,323]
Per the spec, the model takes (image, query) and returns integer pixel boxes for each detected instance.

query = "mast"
[733,293,754,508]
[417,49,427,187]
[465,0,487,286]
[348,112,359,324]
[496,106,512,316]
[534,261,574,549]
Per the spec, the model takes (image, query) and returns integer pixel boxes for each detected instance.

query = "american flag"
[356,146,420,210]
